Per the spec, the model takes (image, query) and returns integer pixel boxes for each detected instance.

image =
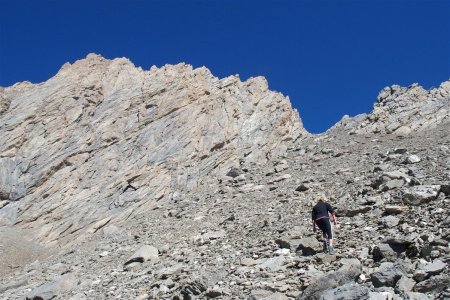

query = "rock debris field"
[0,55,449,299]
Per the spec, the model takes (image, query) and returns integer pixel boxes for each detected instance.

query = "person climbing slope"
[312,194,338,255]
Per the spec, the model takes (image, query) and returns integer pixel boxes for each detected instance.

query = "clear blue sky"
[1,0,449,133]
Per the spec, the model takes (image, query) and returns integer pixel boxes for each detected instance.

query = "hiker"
[312,194,338,255]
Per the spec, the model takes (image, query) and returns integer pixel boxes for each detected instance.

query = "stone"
[382,215,399,228]
[275,238,291,249]
[385,205,409,214]
[414,274,450,293]
[373,243,398,262]
[297,264,361,300]
[370,262,405,287]
[226,167,242,178]
[320,283,370,300]
[383,170,407,180]
[440,183,450,196]
[395,275,416,293]
[275,164,289,173]
[241,258,258,266]
[339,206,371,217]
[26,273,78,300]
[296,237,323,256]
[381,179,405,191]
[124,245,158,265]
[395,126,412,136]
[339,258,361,267]
[405,155,421,164]
[257,256,285,272]
[422,259,446,275]
[295,183,309,192]
[315,253,337,264]
[205,288,223,298]
[392,148,408,154]
[402,185,440,205]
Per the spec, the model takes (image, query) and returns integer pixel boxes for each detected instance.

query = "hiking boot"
[323,241,329,253]
[328,246,335,255]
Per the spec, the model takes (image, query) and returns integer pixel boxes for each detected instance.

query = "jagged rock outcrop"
[0,54,305,246]
[331,80,450,135]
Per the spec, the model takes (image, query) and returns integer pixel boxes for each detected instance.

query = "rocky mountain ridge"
[0,54,303,247]
[0,55,449,300]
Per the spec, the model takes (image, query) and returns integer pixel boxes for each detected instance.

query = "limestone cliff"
[331,80,450,135]
[0,54,305,245]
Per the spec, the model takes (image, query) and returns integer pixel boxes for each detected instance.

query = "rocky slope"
[0,55,449,300]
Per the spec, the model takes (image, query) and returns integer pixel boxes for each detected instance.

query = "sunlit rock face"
[0,54,305,245]
[331,80,450,135]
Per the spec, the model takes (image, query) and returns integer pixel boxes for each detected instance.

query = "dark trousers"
[315,218,333,239]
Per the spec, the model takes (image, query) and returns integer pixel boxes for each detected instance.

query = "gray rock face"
[340,81,450,135]
[0,54,305,245]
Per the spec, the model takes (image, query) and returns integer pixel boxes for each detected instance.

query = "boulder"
[297,264,361,300]
[440,183,450,196]
[295,183,309,192]
[381,179,405,191]
[370,262,406,287]
[382,215,400,228]
[405,155,421,164]
[395,275,416,293]
[414,274,450,293]
[320,283,370,300]
[402,185,440,205]
[395,126,412,136]
[226,167,242,178]
[296,237,323,256]
[124,245,159,266]
[26,273,78,300]
[339,206,371,217]
[373,243,398,262]
[257,256,285,272]
[413,259,447,281]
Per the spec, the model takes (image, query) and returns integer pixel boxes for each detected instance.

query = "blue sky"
[1,0,449,133]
